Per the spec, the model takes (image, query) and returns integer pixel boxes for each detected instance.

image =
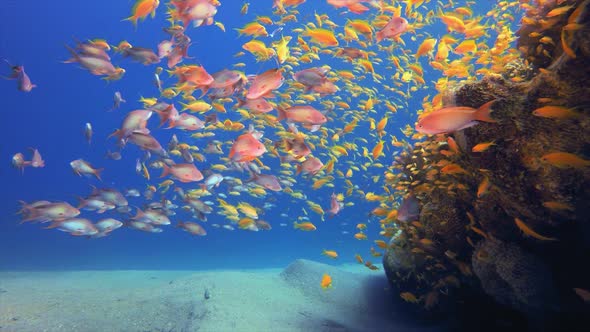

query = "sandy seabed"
[0,259,442,332]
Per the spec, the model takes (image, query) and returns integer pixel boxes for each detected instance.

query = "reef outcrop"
[383,0,590,329]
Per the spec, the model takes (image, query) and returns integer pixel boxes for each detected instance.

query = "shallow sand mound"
[0,260,441,332]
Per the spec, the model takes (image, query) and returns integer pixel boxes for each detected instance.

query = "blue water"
[0,1,503,271]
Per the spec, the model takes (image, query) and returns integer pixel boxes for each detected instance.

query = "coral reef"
[472,238,557,313]
[383,0,590,328]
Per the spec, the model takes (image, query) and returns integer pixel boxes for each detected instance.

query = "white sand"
[0,259,442,332]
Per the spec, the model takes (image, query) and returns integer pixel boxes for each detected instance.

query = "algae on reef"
[383,0,590,329]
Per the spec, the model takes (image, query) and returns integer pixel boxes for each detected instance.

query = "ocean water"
[0,0,506,273]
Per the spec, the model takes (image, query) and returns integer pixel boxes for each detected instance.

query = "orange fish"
[514,218,557,241]
[160,163,203,183]
[305,28,339,47]
[320,273,332,289]
[541,152,590,169]
[532,106,580,119]
[294,221,316,231]
[472,141,495,153]
[124,0,160,27]
[246,68,284,100]
[322,250,338,259]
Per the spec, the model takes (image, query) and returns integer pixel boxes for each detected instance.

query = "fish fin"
[455,121,478,131]
[474,100,497,123]
[44,222,61,229]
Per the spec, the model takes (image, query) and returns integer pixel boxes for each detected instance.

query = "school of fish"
[6,0,590,297]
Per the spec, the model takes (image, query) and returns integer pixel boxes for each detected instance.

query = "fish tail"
[108,129,123,140]
[375,31,384,44]
[94,168,104,181]
[277,107,287,121]
[475,100,497,123]
[160,164,171,178]
[62,44,79,63]
[123,15,139,28]
[75,195,87,209]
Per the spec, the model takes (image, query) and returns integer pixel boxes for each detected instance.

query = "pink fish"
[70,159,104,180]
[277,105,327,125]
[186,66,214,86]
[75,41,111,61]
[111,110,153,140]
[416,100,496,135]
[171,0,219,28]
[12,153,30,172]
[293,67,328,89]
[152,103,179,127]
[284,136,311,159]
[376,16,409,43]
[246,68,284,100]
[110,91,126,111]
[177,221,207,236]
[250,173,282,191]
[158,40,175,58]
[397,193,420,222]
[160,163,203,183]
[94,218,123,235]
[90,187,128,207]
[19,201,80,223]
[132,208,171,225]
[210,69,244,89]
[167,113,204,130]
[127,220,163,233]
[117,46,160,65]
[126,131,167,156]
[77,196,116,214]
[29,148,45,168]
[2,60,36,92]
[236,97,274,114]
[229,132,267,162]
[45,218,99,236]
[328,193,343,217]
[64,45,125,80]
[327,0,371,14]
[296,157,323,176]
[312,80,338,96]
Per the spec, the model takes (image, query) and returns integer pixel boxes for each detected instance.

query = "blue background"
[0,0,495,270]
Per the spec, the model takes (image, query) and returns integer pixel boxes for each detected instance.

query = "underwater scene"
[1,0,589,331]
